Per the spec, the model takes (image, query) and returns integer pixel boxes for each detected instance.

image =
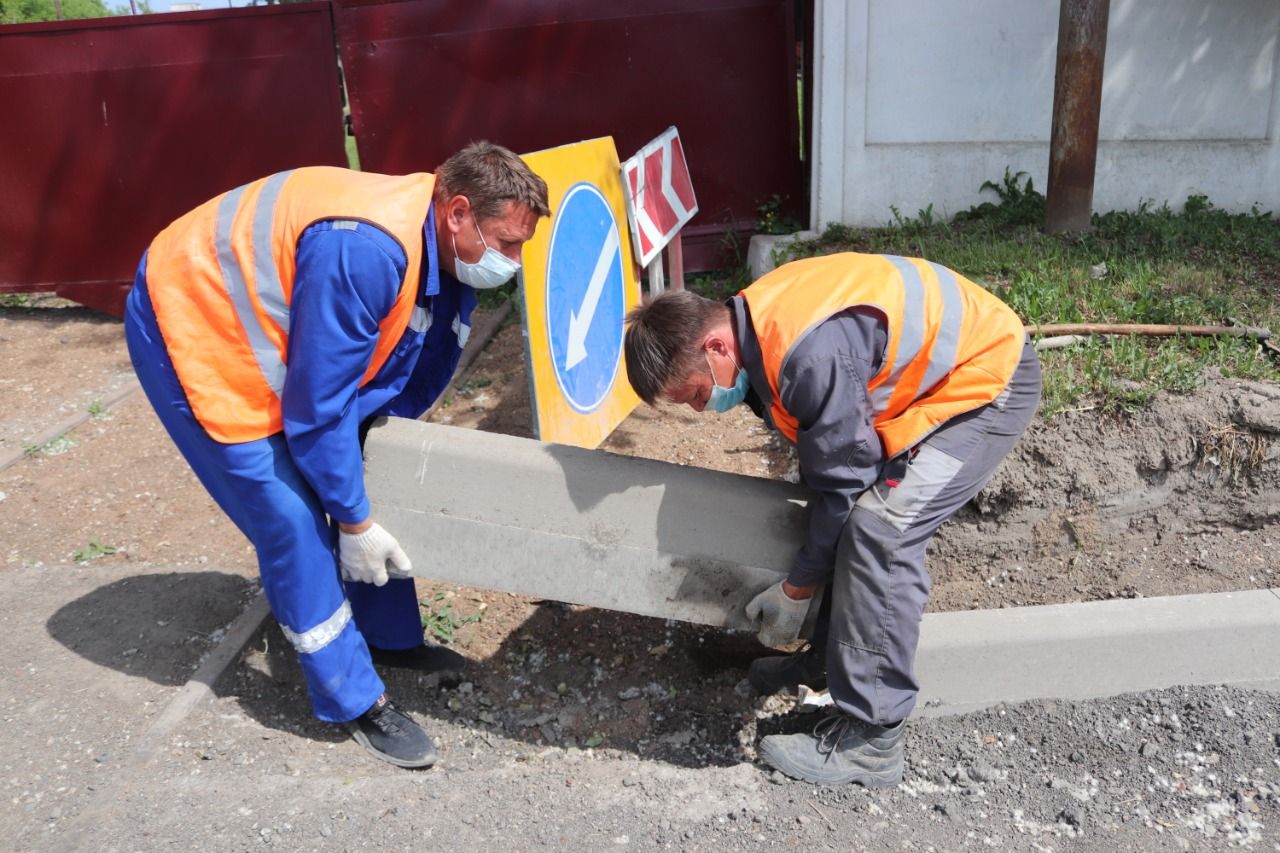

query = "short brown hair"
[435,141,550,221]
[624,291,729,405]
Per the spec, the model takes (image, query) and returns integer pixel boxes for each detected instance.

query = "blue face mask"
[705,351,749,413]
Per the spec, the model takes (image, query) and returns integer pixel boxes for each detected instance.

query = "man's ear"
[443,194,471,234]
[702,331,731,358]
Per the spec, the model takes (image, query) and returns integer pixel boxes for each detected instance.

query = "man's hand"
[338,521,412,586]
[745,581,811,647]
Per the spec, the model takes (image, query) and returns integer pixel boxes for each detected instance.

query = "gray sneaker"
[758,713,904,786]
[344,694,438,769]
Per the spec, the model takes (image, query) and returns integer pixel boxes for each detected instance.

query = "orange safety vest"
[145,167,436,443]
[742,252,1026,458]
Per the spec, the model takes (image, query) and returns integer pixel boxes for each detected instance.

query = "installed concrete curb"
[164,583,1280,732]
[915,587,1280,716]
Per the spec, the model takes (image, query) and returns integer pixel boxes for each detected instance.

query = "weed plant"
[419,588,483,645]
[773,174,1280,416]
[72,540,117,562]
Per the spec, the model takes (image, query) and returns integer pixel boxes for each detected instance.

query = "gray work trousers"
[824,342,1042,725]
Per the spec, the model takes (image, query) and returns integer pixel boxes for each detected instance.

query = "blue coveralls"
[124,208,476,723]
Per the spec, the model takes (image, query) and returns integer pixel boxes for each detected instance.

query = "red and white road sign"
[620,126,698,268]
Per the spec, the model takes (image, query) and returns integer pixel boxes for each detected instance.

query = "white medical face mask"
[452,215,520,289]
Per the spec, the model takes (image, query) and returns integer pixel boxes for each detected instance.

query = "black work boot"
[369,642,468,677]
[344,694,438,769]
[748,644,827,694]
[758,713,904,787]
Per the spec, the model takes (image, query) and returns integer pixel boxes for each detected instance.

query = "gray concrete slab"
[746,230,817,279]
[364,417,823,633]
[915,588,1280,716]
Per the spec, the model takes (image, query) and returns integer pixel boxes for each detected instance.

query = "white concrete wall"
[812,0,1280,228]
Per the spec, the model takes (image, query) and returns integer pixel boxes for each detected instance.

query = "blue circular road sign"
[545,182,626,414]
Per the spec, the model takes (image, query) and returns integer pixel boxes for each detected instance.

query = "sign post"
[620,126,699,294]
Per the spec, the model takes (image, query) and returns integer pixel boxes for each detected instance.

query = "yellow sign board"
[519,138,642,448]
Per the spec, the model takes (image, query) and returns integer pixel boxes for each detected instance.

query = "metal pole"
[646,254,665,296]
[1044,0,1110,234]
[668,232,685,291]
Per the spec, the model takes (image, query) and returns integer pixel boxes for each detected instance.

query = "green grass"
[344,133,360,171]
[476,277,517,311]
[458,377,493,395]
[23,434,77,456]
[72,540,116,562]
[686,266,751,303]
[419,588,483,645]
[774,179,1280,416]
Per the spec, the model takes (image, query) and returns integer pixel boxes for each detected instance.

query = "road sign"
[620,126,699,268]
[519,138,642,448]
[546,182,627,412]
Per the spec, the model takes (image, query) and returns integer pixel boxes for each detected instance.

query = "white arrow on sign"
[566,224,621,370]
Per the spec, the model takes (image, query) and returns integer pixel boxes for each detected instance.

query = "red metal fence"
[335,0,802,270]
[0,4,348,315]
[0,0,803,316]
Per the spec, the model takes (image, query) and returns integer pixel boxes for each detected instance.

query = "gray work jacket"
[729,295,889,588]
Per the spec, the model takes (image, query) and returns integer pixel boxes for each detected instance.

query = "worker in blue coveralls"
[124,142,549,768]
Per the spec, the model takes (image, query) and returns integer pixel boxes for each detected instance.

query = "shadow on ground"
[47,569,806,771]
[46,570,257,686]
[0,302,123,327]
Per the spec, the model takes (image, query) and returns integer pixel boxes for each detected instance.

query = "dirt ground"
[2,297,1278,849]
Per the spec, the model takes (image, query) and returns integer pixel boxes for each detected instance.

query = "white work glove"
[338,522,412,587]
[745,581,810,647]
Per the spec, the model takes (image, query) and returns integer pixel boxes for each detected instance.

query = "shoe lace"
[812,713,857,762]
[368,700,406,736]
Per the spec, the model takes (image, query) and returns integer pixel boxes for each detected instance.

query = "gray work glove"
[338,522,411,587]
[745,581,809,647]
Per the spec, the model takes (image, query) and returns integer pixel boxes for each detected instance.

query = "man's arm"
[778,312,886,591]
[282,222,407,526]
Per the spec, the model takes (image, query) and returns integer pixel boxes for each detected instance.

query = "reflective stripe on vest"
[741,252,1025,458]
[869,258,965,414]
[214,171,293,398]
[919,262,964,403]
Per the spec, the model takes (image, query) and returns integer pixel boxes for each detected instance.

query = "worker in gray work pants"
[622,252,1041,786]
